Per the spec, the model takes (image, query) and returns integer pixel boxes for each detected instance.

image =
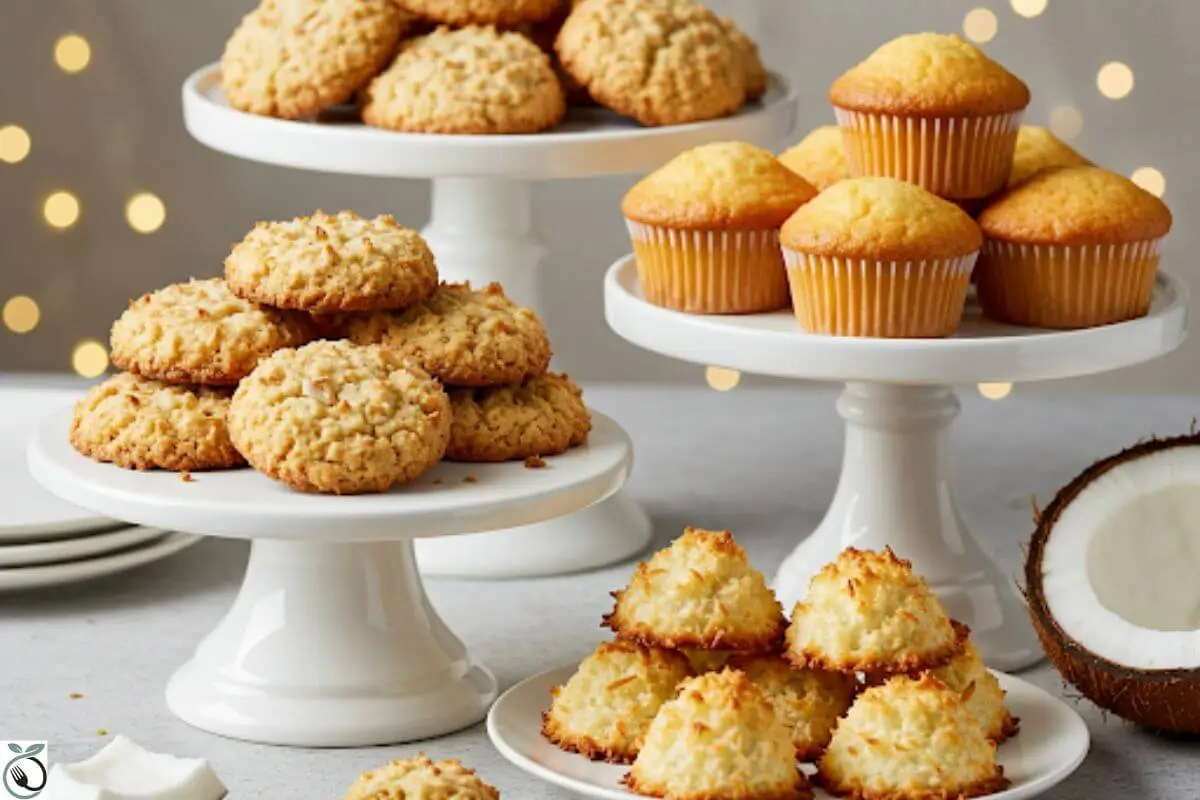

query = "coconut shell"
[1025,433,1200,733]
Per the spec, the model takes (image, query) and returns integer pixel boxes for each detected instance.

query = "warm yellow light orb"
[1097,62,1134,99]
[54,34,91,73]
[1011,0,1048,18]
[2,296,40,334]
[44,191,81,229]
[1130,167,1165,197]
[0,125,31,164]
[963,8,998,43]
[72,340,109,378]
[125,193,166,234]
[1048,106,1084,140]
[705,366,741,392]
[978,382,1014,400]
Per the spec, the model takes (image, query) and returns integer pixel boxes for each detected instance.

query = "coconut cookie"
[343,754,499,800]
[362,27,566,135]
[109,278,317,386]
[446,373,590,462]
[344,282,552,387]
[70,373,243,472]
[785,547,966,676]
[604,528,786,652]
[627,669,813,800]
[228,340,451,494]
[722,17,767,101]
[817,674,1008,800]
[726,654,857,762]
[225,211,438,314]
[543,641,692,763]
[930,640,1019,742]
[395,0,558,27]
[220,0,408,119]
[556,0,747,127]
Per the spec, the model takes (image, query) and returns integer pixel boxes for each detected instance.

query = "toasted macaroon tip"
[622,141,819,230]
[603,527,787,653]
[541,640,693,764]
[780,177,983,262]
[778,125,849,190]
[342,753,499,800]
[829,32,1030,117]
[979,165,1172,246]
[1007,125,1090,188]
[929,640,1020,743]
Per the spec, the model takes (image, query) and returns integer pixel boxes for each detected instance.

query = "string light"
[72,340,108,378]
[125,193,166,234]
[978,382,1013,400]
[43,191,80,229]
[963,8,998,43]
[1130,167,1165,197]
[1011,0,1048,17]
[1048,106,1083,140]
[705,366,741,392]
[1097,62,1134,99]
[0,125,31,164]
[54,34,91,73]
[2,296,40,334]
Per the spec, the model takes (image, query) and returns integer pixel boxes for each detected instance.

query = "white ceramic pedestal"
[28,410,632,746]
[605,255,1188,671]
[182,64,798,578]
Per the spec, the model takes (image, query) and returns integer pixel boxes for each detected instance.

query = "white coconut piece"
[45,736,225,800]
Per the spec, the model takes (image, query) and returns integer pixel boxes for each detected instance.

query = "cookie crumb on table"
[432,478,444,486]
[96,728,108,736]
[524,455,548,469]
[68,692,84,700]
[463,475,478,484]
[180,471,194,483]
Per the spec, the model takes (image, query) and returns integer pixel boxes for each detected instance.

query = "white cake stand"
[181,64,797,578]
[605,255,1189,671]
[27,410,632,747]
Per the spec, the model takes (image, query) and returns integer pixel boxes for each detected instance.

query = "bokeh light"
[1130,167,1165,197]
[963,8,998,43]
[2,296,40,334]
[705,366,741,392]
[54,34,91,73]
[1048,106,1084,140]
[43,191,80,229]
[1011,0,1048,17]
[0,125,31,164]
[125,193,166,234]
[978,382,1014,400]
[1097,62,1134,99]
[72,340,108,378]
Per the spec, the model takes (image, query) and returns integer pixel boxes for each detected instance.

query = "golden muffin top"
[979,166,1172,245]
[1008,125,1090,188]
[829,33,1029,117]
[778,125,848,190]
[621,141,818,230]
[780,177,983,262]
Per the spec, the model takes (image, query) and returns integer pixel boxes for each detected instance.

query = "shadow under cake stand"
[605,255,1188,671]
[181,65,797,579]
[27,410,631,747]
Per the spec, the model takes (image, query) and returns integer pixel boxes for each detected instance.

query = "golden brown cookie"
[225,211,438,313]
[220,0,409,119]
[343,754,498,800]
[109,278,317,386]
[722,17,767,101]
[395,0,559,27]
[446,373,590,462]
[344,282,552,386]
[556,0,747,126]
[362,26,566,134]
[228,340,451,494]
[69,373,244,472]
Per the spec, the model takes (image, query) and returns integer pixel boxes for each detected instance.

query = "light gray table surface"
[3,379,1200,799]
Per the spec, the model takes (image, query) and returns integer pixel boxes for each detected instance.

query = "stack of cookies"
[541,531,1020,800]
[220,0,767,131]
[70,210,591,494]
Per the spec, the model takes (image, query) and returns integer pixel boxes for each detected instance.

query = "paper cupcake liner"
[626,221,790,314]
[782,249,977,338]
[975,239,1162,328]
[834,107,1024,199]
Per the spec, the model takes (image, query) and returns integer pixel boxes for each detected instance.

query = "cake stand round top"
[605,255,1189,385]
[181,64,797,180]
[28,409,631,542]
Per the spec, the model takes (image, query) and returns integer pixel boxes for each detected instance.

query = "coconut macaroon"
[542,641,693,763]
[604,528,786,652]
[817,674,1008,799]
[726,654,857,762]
[930,640,1019,743]
[785,546,966,675]
[627,669,813,800]
[342,754,499,800]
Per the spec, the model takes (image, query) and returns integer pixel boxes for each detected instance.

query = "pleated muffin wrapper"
[834,108,1024,200]
[975,238,1163,329]
[626,220,790,315]
[783,249,978,338]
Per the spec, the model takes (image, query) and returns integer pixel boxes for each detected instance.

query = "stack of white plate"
[0,385,201,591]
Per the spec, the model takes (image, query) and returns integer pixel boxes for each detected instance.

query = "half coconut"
[1026,433,1200,733]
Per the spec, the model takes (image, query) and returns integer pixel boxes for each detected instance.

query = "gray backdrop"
[0,1,1192,392]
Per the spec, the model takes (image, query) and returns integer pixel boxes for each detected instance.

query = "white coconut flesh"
[1040,446,1200,670]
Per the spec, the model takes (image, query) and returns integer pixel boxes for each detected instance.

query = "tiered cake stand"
[181,65,798,578]
[28,410,632,746]
[606,256,1188,671]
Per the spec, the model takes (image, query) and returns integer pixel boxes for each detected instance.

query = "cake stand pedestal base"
[771,382,1043,671]
[166,539,497,747]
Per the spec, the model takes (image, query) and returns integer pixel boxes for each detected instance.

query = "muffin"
[816,674,1008,799]
[1007,125,1089,188]
[830,33,1030,199]
[779,177,982,337]
[623,141,818,314]
[975,166,1172,328]
[542,641,693,763]
[778,125,849,190]
[930,640,1019,743]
